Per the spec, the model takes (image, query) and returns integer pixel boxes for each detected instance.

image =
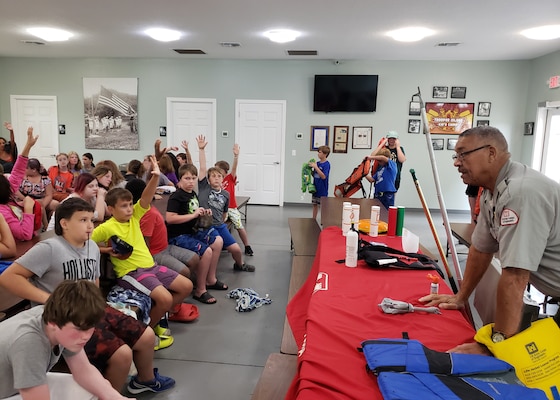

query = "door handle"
[273,161,280,165]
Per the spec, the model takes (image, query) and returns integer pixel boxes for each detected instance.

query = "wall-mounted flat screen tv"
[313,75,378,112]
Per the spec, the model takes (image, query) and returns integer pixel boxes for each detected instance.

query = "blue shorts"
[192,227,220,245]
[214,223,237,248]
[169,234,209,256]
[118,264,179,295]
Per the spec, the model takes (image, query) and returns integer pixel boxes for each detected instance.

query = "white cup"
[401,228,419,253]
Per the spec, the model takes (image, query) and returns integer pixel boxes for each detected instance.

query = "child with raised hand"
[166,139,226,305]
[91,155,194,329]
[215,143,254,256]
[0,126,42,240]
[198,136,255,272]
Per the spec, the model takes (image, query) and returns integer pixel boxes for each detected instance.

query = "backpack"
[333,157,373,198]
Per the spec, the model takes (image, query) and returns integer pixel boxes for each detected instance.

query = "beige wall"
[1,54,554,209]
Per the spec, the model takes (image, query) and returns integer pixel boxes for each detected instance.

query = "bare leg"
[148,286,173,328]
[206,236,223,284]
[104,345,132,390]
[193,249,212,298]
[312,204,319,219]
[228,243,244,266]
[237,227,250,247]
[132,327,157,382]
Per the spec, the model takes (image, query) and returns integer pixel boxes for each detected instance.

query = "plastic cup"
[401,228,419,253]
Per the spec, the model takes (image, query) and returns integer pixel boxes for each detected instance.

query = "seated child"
[215,143,254,256]
[166,145,226,305]
[0,197,175,394]
[197,136,255,272]
[91,156,193,330]
[0,280,131,400]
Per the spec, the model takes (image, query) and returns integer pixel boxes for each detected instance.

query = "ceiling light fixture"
[27,27,73,42]
[264,29,300,43]
[145,28,181,42]
[387,27,435,42]
[521,25,560,40]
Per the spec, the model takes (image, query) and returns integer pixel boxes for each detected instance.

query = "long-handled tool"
[410,168,458,294]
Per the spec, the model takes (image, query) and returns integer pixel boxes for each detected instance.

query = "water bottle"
[342,203,352,236]
[345,220,359,268]
[369,206,380,237]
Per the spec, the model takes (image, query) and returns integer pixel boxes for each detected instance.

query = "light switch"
[292,149,296,156]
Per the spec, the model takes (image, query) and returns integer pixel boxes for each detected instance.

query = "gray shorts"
[153,245,197,273]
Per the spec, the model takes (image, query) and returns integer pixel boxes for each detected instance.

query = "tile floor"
[136,203,499,399]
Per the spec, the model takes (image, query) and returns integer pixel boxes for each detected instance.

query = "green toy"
[301,158,316,193]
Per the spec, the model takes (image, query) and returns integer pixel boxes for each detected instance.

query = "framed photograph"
[477,102,491,117]
[310,126,329,151]
[159,126,167,137]
[432,86,448,99]
[333,125,349,153]
[58,124,66,135]
[447,138,458,150]
[408,119,421,134]
[409,101,421,116]
[432,138,444,151]
[352,126,373,149]
[524,122,534,136]
[477,120,490,127]
[451,86,467,99]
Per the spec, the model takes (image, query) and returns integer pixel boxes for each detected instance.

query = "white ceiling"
[1,0,560,61]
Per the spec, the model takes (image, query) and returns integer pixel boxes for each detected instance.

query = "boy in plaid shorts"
[215,143,254,256]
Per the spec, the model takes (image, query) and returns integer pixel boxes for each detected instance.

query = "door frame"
[10,94,59,164]
[166,97,217,164]
[235,99,286,206]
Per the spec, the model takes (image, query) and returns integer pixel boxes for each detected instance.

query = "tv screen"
[313,75,378,112]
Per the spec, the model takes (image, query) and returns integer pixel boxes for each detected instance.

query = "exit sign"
[549,75,560,89]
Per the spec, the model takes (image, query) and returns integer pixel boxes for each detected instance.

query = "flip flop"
[193,291,217,304]
[168,303,200,322]
[206,279,228,290]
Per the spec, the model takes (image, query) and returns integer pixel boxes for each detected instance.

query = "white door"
[166,98,216,167]
[10,95,59,167]
[541,107,560,183]
[235,100,286,205]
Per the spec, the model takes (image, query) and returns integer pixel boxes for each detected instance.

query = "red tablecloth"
[285,226,476,400]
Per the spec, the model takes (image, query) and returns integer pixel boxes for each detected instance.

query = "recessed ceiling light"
[264,29,300,43]
[387,27,435,42]
[145,28,181,42]
[521,25,560,40]
[27,27,73,42]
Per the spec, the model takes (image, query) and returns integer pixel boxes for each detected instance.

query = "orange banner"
[425,102,474,134]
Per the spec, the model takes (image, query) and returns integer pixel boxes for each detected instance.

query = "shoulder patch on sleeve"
[500,208,519,226]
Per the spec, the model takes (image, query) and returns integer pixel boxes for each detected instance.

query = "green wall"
[0,55,551,209]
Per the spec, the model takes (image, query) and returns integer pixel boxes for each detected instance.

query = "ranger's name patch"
[500,208,519,226]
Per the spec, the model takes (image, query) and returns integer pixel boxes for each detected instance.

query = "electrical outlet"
[221,131,229,138]
[296,132,303,140]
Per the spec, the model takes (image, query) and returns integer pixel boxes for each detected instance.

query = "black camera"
[110,235,133,255]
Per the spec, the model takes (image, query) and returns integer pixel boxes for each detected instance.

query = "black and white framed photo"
[451,86,467,99]
[58,124,66,135]
[477,102,491,117]
[408,119,420,134]
[432,138,444,151]
[159,126,167,137]
[477,120,490,127]
[432,86,448,99]
[409,101,421,116]
[524,122,534,136]
[447,138,458,150]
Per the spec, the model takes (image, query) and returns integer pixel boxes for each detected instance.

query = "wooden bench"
[288,218,321,256]
[281,256,314,355]
[251,353,297,400]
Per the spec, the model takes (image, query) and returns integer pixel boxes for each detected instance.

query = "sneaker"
[154,334,174,351]
[154,324,171,337]
[127,368,176,394]
[233,262,255,272]
[244,245,254,256]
